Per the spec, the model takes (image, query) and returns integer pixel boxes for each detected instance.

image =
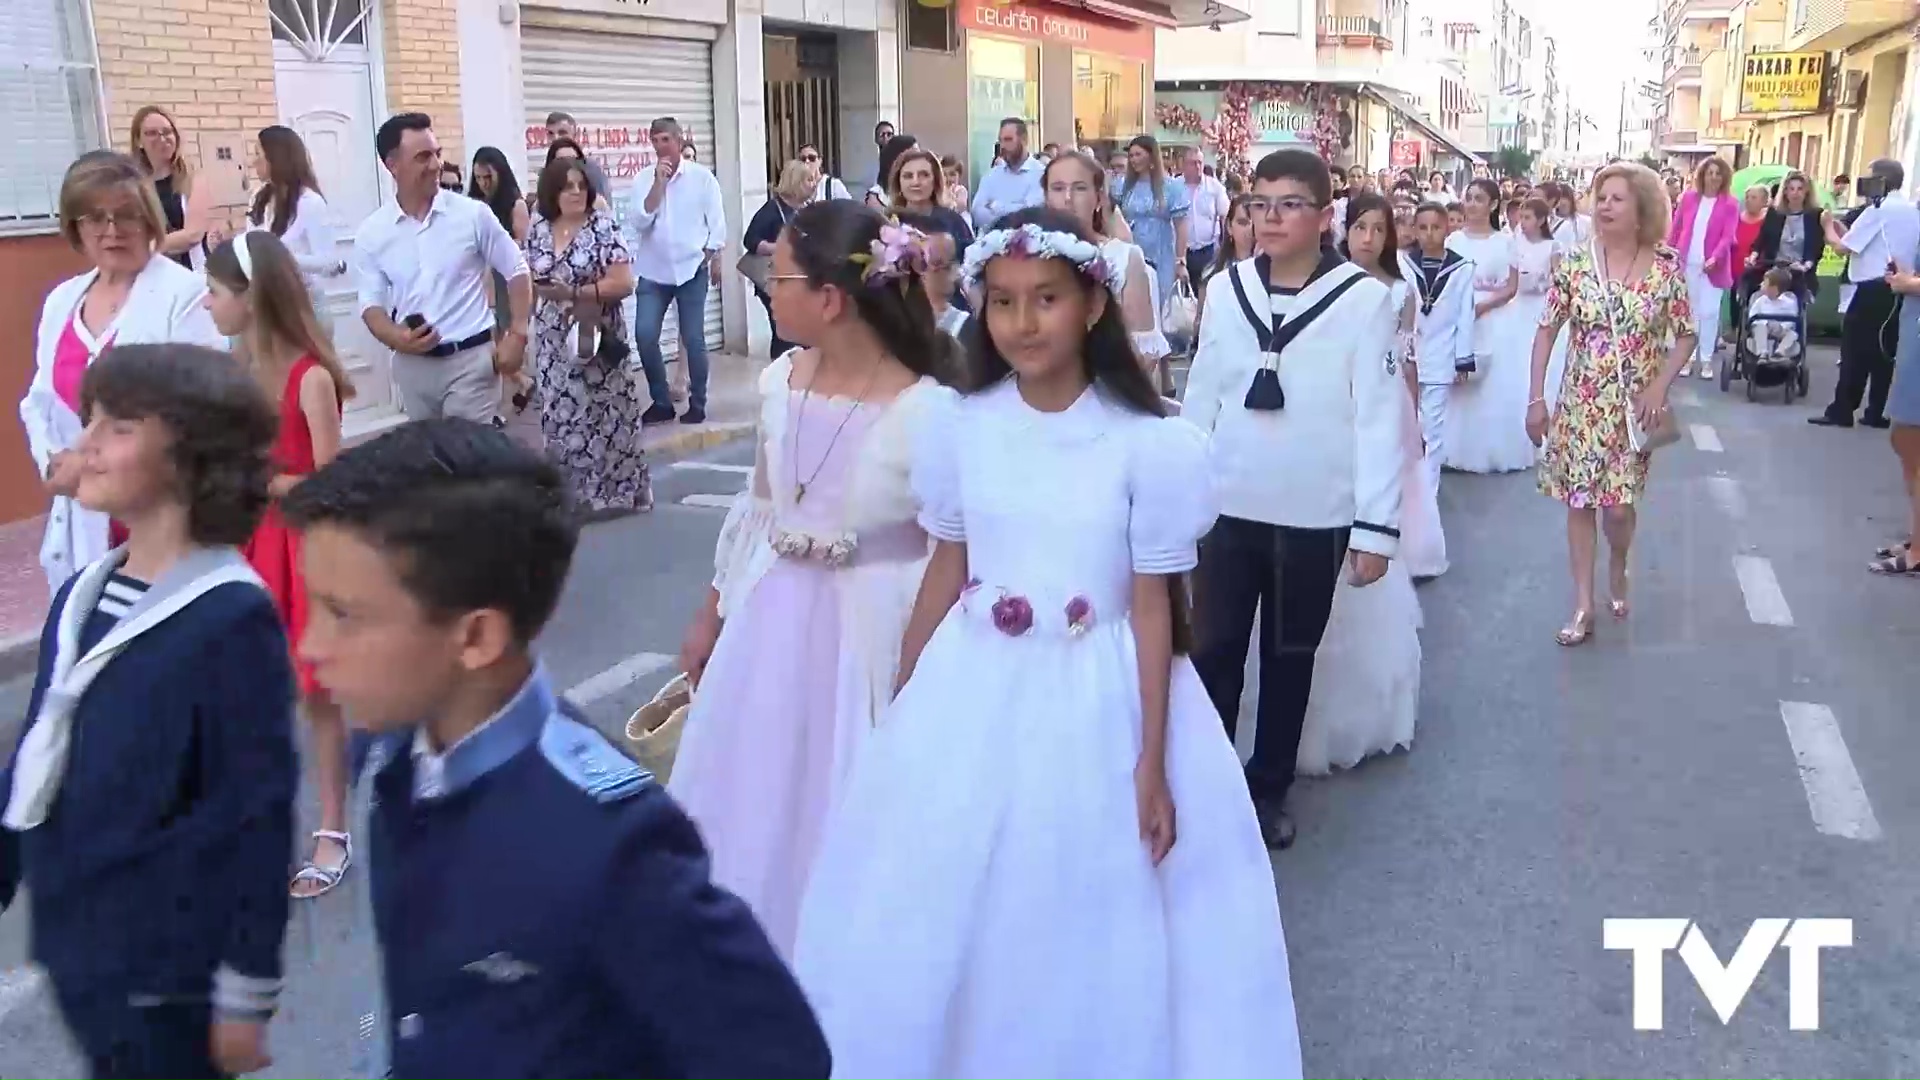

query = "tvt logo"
[1603,918,1852,1031]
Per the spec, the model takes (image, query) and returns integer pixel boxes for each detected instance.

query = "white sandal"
[290,829,353,899]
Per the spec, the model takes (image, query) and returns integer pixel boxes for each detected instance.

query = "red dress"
[244,355,336,697]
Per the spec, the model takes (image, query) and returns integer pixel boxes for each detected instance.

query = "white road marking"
[680,493,738,509]
[1703,475,1746,520]
[564,652,676,707]
[0,966,45,1024]
[1733,555,1795,627]
[669,462,753,476]
[1689,423,1724,452]
[1778,702,1883,841]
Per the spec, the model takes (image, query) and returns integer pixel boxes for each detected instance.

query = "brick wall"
[383,0,465,163]
[89,0,278,184]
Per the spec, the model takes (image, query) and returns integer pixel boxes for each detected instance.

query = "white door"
[269,0,396,425]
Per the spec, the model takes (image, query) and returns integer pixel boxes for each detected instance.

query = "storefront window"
[966,35,1040,192]
[1071,50,1145,144]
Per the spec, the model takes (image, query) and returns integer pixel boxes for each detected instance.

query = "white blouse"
[254,187,343,288]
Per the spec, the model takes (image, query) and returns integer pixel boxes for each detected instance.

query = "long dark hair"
[782,199,958,385]
[205,231,354,402]
[468,146,523,235]
[248,125,322,236]
[1208,193,1255,281]
[1467,177,1504,231]
[1123,134,1167,209]
[962,205,1195,653]
[1340,192,1402,280]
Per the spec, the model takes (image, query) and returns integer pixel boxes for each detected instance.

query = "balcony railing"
[1318,15,1394,48]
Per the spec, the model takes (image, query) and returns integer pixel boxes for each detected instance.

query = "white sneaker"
[1699,365,1714,379]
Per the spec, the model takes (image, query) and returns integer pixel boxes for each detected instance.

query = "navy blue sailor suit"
[365,666,832,1079]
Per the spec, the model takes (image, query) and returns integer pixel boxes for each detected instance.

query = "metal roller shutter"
[522,25,722,355]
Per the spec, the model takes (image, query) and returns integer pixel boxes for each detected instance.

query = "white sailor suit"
[1183,249,1404,817]
[1401,246,1477,496]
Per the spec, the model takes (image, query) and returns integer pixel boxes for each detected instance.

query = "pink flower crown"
[847,221,932,293]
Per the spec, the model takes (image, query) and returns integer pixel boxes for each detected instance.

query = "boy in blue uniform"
[282,419,831,1079]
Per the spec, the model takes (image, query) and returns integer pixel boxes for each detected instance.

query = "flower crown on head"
[960,224,1119,293]
[847,220,931,293]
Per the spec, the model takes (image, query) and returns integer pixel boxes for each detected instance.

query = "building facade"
[1,0,514,523]
[1154,0,1481,181]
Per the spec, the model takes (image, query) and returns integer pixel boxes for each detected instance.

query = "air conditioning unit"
[1835,69,1868,110]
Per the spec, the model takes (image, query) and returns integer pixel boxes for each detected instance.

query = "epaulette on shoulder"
[540,707,654,804]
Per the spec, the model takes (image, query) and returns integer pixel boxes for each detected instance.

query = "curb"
[0,422,756,686]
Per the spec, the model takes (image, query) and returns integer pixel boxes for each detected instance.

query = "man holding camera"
[1813,158,1920,429]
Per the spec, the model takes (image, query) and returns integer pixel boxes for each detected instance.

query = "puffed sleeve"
[910,385,966,544]
[1126,416,1218,575]
[1542,248,1574,329]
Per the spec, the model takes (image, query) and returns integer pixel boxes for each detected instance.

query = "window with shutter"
[0,0,102,234]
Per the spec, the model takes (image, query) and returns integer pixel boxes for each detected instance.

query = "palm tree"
[1491,145,1540,179]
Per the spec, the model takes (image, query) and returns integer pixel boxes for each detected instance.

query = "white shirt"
[627,158,728,287]
[254,188,340,289]
[970,155,1045,230]
[1748,291,1800,319]
[1686,199,1714,269]
[354,189,528,344]
[1839,192,1920,283]
[816,176,852,202]
[1184,173,1229,250]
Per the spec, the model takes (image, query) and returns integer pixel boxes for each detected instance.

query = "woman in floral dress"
[527,156,651,514]
[1526,162,1696,647]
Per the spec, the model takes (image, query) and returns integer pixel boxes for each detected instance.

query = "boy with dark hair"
[283,418,830,1079]
[1183,149,1403,850]
[1405,203,1477,497]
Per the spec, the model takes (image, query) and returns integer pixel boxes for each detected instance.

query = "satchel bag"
[1593,243,1681,453]
[1163,277,1198,338]
[625,673,691,782]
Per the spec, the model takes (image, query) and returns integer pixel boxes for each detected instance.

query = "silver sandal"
[290,829,353,898]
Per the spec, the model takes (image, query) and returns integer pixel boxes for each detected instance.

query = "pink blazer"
[1667,189,1740,288]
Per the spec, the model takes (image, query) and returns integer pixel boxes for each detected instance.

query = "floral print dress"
[528,210,651,513]
[1538,247,1692,508]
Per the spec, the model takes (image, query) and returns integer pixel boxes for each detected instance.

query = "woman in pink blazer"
[1667,156,1740,378]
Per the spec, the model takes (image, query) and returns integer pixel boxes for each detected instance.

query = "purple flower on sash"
[990,594,1034,637]
[1065,596,1094,636]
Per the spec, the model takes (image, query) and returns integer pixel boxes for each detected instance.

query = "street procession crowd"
[2,89,1918,1080]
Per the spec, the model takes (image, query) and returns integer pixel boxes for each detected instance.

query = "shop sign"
[959,0,1153,61]
[1739,51,1827,115]
[1250,98,1315,143]
[523,123,703,183]
[1390,139,1424,168]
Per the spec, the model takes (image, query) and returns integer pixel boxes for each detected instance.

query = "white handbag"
[1163,277,1198,338]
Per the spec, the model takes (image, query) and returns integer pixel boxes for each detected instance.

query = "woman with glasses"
[797,143,851,202]
[21,152,226,592]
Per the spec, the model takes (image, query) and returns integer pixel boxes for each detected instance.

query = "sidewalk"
[0,351,766,679]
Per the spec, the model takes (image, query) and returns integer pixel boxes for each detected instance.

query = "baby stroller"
[1722,260,1812,403]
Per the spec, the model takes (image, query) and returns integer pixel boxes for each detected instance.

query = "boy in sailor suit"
[1404,202,1478,496]
[281,419,831,1080]
[1183,149,1404,851]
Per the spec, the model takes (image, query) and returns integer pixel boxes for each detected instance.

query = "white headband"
[232,230,255,283]
[960,224,1122,293]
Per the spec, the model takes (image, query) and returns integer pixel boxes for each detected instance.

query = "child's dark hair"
[783,199,959,384]
[962,206,1194,653]
[1340,192,1402,280]
[280,419,576,644]
[1467,178,1504,230]
[1414,201,1449,227]
[1518,197,1554,241]
[1764,266,1794,291]
[1251,149,1333,208]
[1207,193,1255,280]
[80,344,276,546]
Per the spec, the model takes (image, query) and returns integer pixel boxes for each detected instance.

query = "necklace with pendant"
[792,355,883,505]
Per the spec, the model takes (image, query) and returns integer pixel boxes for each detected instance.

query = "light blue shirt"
[1118,175,1191,303]
[970,155,1046,230]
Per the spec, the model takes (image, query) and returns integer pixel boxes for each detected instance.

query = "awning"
[1018,0,1250,28]
[1362,85,1485,166]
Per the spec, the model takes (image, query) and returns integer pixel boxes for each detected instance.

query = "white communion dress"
[1444,229,1539,473]
[793,378,1302,1080]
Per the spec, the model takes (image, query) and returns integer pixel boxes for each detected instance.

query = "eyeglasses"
[1242,196,1323,218]
[77,209,148,233]
[800,152,820,163]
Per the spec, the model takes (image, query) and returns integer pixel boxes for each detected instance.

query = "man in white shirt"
[969,118,1045,230]
[1183,149,1403,851]
[546,112,612,207]
[799,143,851,202]
[1813,158,1919,429]
[629,117,728,425]
[1181,147,1229,286]
[355,112,531,423]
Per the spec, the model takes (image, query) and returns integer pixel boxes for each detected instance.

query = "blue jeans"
[633,271,711,410]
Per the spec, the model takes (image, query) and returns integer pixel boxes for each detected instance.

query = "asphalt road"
[1,345,1916,1078]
